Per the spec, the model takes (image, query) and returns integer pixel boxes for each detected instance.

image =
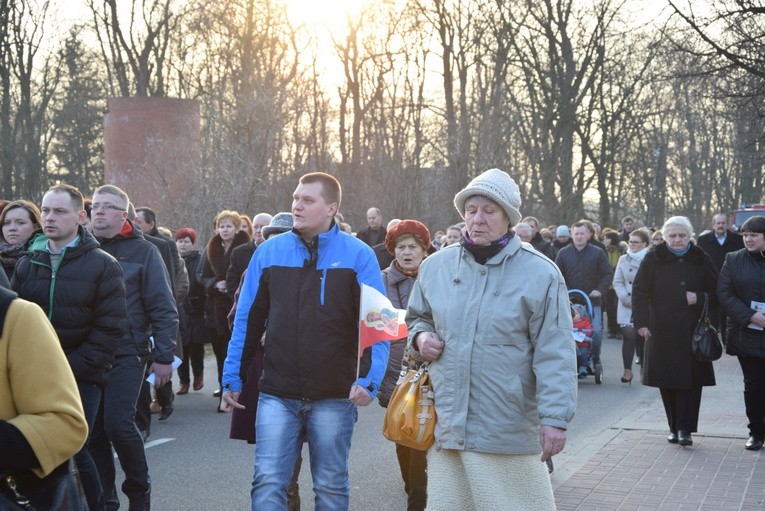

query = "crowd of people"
[0,172,763,510]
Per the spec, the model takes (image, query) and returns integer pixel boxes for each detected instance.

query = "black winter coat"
[697,230,745,272]
[97,221,178,363]
[11,226,127,386]
[632,242,718,389]
[718,248,765,357]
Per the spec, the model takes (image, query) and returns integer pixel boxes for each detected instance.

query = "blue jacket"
[223,223,390,398]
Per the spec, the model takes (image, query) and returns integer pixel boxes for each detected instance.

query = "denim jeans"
[76,382,105,511]
[591,304,603,362]
[89,354,150,510]
[252,393,357,511]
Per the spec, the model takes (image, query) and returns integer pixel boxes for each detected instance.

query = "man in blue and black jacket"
[222,172,390,511]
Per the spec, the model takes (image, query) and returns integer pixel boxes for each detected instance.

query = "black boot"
[126,487,150,511]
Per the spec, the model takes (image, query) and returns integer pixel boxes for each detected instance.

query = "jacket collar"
[655,241,704,263]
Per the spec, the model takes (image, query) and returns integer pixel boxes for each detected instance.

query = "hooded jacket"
[11,226,126,386]
[96,221,178,363]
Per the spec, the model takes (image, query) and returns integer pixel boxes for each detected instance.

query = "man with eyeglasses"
[87,185,178,511]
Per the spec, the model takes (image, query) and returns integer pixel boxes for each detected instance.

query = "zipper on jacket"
[320,268,327,305]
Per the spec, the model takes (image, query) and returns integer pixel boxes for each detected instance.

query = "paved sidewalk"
[554,356,765,510]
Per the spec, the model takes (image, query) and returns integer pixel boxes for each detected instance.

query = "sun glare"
[282,0,370,32]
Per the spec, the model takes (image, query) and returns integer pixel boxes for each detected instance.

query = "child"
[572,304,593,379]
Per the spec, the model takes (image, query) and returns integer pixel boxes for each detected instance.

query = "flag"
[358,283,407,354]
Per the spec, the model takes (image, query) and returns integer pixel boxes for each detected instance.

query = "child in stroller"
[572,303,594,379]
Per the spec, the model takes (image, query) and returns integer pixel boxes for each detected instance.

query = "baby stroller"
[569,289,603,384]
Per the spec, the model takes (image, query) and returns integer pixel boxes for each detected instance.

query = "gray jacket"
[377,262,416,405]
[406,238,577,455]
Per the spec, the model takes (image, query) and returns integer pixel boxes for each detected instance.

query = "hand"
[416,332,444,362]
[149,362,173,387]
[539,425,566,461]
[589,290,602,298]
[686,292,697,306]
[750,311,765,328]
[220,390,244,412]
[620,298,631,308]
[637,327,651,339]
[349,385,372,406]
[215,280,227,293]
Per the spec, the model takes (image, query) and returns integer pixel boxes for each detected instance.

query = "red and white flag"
[358,283,407,354]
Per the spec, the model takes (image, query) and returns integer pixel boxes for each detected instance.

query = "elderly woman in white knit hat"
[405,168,577,510]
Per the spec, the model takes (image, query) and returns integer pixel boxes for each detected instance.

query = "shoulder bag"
[692,293,723,362]
[382,354,436,451]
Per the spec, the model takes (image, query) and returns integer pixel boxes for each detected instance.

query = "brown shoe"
[193,376,204,391]
[150,400,161,414]
[177,383,189,395]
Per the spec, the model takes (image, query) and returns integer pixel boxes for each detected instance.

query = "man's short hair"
[573,219,595,235]
[136,206,157,227]
[521,216,539,228]
[300,172,342,207]
[46,184,84,211]
[621,216,634,224]
[93,185,130,210]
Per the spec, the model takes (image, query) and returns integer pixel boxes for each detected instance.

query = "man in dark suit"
[697,213,744,342]
[356,207,387,247]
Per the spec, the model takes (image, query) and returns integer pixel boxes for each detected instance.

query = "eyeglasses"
[628,240,645,245]
[91,202,126,212]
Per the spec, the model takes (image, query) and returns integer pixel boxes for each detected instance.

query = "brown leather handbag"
[382,359,436,451]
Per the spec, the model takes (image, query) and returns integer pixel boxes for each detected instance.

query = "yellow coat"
[0,298,87,477]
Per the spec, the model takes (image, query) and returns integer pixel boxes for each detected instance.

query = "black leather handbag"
[0,459,87,511]
[692,295,723,362]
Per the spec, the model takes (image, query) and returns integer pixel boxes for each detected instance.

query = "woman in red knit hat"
[377,219,431,511]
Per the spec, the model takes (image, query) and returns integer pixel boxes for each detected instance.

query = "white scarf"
[627,246,648,263]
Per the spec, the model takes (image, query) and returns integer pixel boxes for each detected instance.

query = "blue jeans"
[89,354,150,510]
[591,304,603,362]
[252,393,357,511]
[77,382,105,511]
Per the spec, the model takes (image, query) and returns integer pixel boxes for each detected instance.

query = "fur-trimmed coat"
[199,230,251,336]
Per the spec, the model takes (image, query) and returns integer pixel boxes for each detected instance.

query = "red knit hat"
[385,220,431,255]
[175,227,197,244]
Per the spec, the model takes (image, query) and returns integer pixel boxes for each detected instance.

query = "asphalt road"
[114,337,658,510]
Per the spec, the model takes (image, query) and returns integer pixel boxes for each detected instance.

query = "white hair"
[514,222,532,237]
[661,216,694,238]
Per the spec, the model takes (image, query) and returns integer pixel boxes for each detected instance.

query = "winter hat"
[556,225,571,238]
[175,227,197,244]
[385,219,431,255]
[261,212,293,239]
[453,168,522,226]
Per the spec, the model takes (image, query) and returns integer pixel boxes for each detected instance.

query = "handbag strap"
[698,292,709,323]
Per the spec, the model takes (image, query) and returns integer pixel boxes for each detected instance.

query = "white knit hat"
[453,168,522,226]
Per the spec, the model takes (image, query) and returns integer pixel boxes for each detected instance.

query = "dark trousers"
[660,387,703,433]
[620,326,637,370]
[177,342,204,384]
[76,382,105,511]
[90,354,150,510]
[210,328,229,387]
[605,288,619,335]
[738,356,765,439]
[395,443,427,511]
